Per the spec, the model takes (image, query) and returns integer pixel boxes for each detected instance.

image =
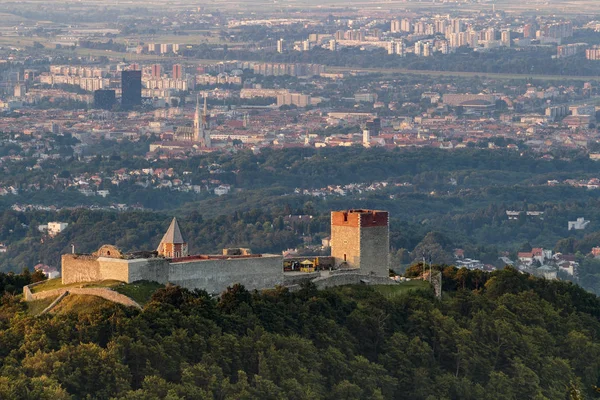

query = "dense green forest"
[6,145,600,209]
[1,267,599,399]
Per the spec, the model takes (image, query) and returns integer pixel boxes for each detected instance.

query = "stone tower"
[330,210,389,277]
[194,95,211,148]
[157,218,188,258]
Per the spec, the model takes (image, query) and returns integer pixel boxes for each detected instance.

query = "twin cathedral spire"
[194,95,211,148]
[174,95,211,147]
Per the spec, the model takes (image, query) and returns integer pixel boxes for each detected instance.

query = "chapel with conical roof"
[157,217,188,258]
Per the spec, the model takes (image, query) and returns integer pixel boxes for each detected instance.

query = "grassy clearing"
[373,280,431,299]
[26,297,56,316]
[114,281,163,305]
[30,278,162,307]
[49,294,114,315]
[31,278,123,293]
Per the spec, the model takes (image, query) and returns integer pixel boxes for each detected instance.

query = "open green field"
[31,278,123,293]
[31,278,163,306]
[49,294,114,315]
[26,297,55,316]
[0,36,39,48]
[0,13,30,27]
[373,280,431,299]
[114,280,163,305]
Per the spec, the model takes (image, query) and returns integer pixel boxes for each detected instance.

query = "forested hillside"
[4,146,600,293]
[1,267,599,399]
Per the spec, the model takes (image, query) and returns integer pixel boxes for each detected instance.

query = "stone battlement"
[331,209,388,228]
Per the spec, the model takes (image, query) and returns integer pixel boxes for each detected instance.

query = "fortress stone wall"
[61,254,103,284]
[168,254,283,294]
[360,225,389,277]
[331,223,361,268]
[312,273,397,289]
[62,250,283,295]
[128,258,170,283]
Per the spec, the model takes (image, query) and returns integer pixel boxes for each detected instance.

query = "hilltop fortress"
[61,209,392,294]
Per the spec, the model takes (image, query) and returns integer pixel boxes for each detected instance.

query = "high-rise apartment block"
[541,21,573,40]
[277,93,311,107]
[557,43,586,58]
[501,30,511,46]
[435,19,448,34]
[151,64,162,78]
[400,18,412,33]
[586,46,600,60]
[388,41,405,56]
[414,41,432,56]
[14,84,26,98]
[172,64,184,80]
[450,18,464,34]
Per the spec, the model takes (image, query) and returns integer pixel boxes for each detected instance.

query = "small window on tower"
[343,213,348,222]
[344,254,347,262]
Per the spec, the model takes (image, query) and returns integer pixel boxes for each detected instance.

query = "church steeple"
[193,94,211,148]
[157,218,188,258]
[193,95,201,143]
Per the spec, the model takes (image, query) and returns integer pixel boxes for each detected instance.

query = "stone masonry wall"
[98,257,131,283]
[62,254,102,284]
[312,273,397,289]
[330,224,361,268]
[360,225,390,277]
[128,258,170,283]
[283,271,321,286]
[168,255,283,295]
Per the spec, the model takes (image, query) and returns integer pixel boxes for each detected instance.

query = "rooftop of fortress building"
[344,209,384,214]
[169,253,279,263]
[157,217,185,247]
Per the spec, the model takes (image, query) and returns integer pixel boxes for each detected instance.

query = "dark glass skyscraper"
[121,70,141,109]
